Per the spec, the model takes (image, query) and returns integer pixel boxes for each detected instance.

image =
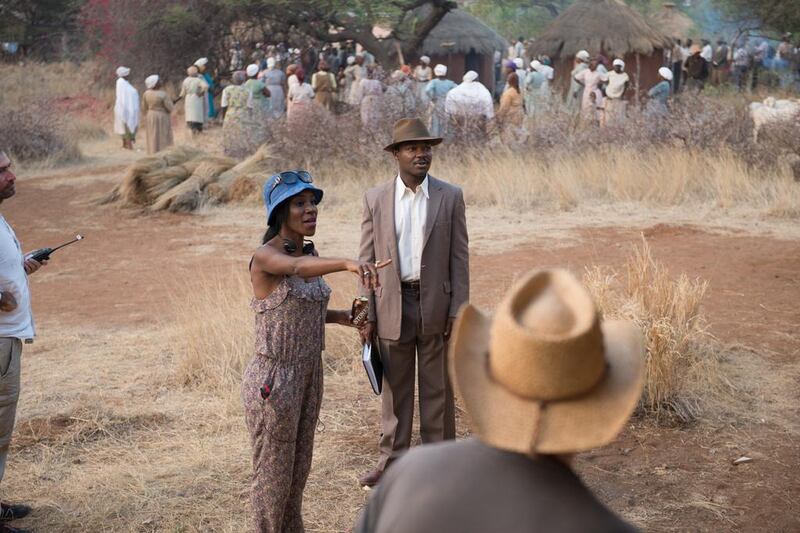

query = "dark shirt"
[685,55,709,80]
[355,438,638,533]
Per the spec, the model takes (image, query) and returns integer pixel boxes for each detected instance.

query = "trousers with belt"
[377,282,455,470]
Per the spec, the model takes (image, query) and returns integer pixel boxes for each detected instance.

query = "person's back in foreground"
[355,268,644,533]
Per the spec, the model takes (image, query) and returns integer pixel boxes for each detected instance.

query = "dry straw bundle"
[101,144,276,212]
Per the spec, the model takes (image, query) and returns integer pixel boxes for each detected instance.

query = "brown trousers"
[377,285,455,470]
[0,338,22,486]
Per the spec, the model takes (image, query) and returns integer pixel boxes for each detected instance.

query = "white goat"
[749,97,800,142]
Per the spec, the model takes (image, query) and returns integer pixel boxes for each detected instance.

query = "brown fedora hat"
[383,118,443,151]
[448,269,645,456]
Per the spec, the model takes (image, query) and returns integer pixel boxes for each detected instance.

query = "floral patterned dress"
[242,274,331,533]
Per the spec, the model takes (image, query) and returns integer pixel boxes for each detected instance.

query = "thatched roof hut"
[648,3,695,40]
[416,9,507,94]
[528,0,672,98]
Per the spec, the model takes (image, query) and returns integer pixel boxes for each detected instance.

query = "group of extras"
[1,118,647,532]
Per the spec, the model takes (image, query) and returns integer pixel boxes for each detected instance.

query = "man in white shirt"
[700,39,713,62]
[358,119,469,487]
[0,151,45,530]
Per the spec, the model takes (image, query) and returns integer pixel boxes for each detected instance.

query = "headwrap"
[145,74,159,89]
[513,57,524,69]
[116,66,130,78]
[576,50,590,61]
[186,66,199,76]
[530,60,542,71]
[266,57,276,69]
[400,64,411,75]
[463,70,479,83]
[658,66,674,81]
[613,59,625,69]
[347,56,355,65]
[194,57,208,67]
[434,64,447,76]
[246,64,259,77]
[420,55,431,64]
[232,70,246,85]
[391,70,405,81]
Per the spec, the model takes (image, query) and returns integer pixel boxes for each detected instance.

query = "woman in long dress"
[179,66,208,136]
[311,61,337,112]
[359,67,384,133]
[244,172,386,532]
[498,72,524,135]
[287,69,315,131]
[221,70,251,156]
[424,64,456,137]
[261,58,287,119]
[141,74,174,154]
[243,63,271,145]
[573,59,608,123]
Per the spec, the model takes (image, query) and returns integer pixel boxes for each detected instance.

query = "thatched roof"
[528,0,672,59]
[419,9,507,56]
[648,3,695,40]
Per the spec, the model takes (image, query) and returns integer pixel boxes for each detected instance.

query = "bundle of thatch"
[101,144,277,213]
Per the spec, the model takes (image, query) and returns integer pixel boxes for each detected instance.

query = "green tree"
[713,0,800,35]
[0,0,85,58]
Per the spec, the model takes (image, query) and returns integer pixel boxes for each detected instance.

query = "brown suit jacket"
[359,175,469,341]
[355,438,639,533]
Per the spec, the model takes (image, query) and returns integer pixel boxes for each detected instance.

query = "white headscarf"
[194,57,208,67]
[658,66,674,81]
[613,59,625,69]
[434,64,447,76]
[530,60,542,70]
[463,70,479,83]
[513,57,524,70]
[347,56,355,65]
[246,64,259,77]
[266,57,276,69]
[116,66,130,78]
[420,55,431,64]
[145,74,159,89]
[576,50,590,61]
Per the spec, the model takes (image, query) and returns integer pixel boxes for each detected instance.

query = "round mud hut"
[528,0,672,99]
[649,2,695,41]
[417,9,507,95]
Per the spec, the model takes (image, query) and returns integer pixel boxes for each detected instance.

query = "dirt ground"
[3,146,799,532]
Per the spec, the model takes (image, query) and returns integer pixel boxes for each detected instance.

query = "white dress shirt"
[394,175,429,282]
[0,215,34,339]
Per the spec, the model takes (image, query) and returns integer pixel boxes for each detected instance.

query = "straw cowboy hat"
[449,269,645,456]
[383,118,443,152]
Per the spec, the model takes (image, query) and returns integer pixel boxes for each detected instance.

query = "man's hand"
[23,258,46,275]
[359,321,376,345]
[0,291,17,312]
[444,317,455,339]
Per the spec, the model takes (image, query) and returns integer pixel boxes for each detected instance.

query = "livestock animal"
[749,97,800,142]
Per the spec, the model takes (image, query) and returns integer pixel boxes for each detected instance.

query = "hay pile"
[101,145,275,212]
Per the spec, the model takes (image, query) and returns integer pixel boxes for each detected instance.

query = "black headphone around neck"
[283,238,315,255]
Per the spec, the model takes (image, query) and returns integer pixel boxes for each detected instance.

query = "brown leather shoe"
[358,468,383,487]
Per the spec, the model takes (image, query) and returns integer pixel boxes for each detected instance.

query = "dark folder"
[362,342,383,395]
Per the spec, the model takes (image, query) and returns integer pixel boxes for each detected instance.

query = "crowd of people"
[111,32,800,155]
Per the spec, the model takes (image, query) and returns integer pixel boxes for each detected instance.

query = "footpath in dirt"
[6,164,800,531]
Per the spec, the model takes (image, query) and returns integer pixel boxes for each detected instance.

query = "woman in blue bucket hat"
[242,170,390,532]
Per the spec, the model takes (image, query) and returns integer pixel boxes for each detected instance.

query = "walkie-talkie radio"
[26,234,84,262]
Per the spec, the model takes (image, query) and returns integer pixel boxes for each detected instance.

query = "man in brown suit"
[355,269,644,532]
[357,118,469,487]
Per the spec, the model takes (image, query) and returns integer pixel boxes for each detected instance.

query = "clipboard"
[362,342,383,395]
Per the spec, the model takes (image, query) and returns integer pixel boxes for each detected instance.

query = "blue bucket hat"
[263,170,324,226]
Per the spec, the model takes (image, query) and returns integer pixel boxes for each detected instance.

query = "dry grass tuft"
[584,237,722,423]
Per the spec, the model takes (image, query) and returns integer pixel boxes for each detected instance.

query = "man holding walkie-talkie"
[0,151,45,532]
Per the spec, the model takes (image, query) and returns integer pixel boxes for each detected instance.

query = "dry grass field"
[2,62,800,532]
